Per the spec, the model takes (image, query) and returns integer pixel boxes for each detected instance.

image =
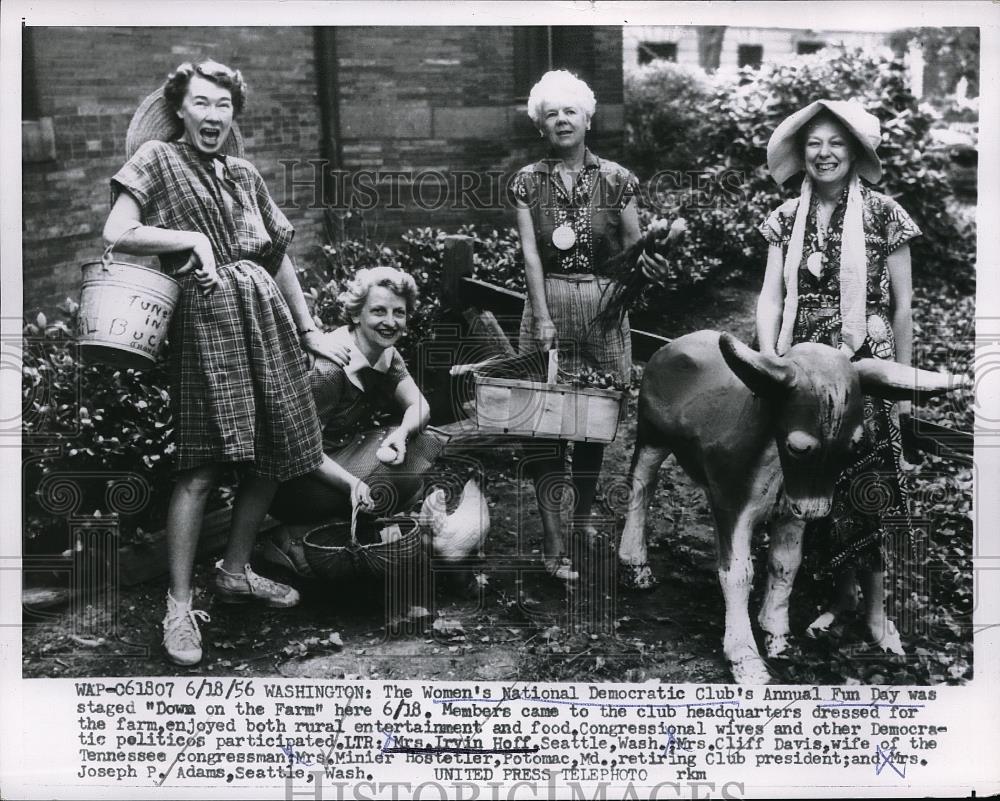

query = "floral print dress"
[758,184,922,570]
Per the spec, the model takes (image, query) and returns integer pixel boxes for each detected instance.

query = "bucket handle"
[101,222,143,271]
[350,494,361,547]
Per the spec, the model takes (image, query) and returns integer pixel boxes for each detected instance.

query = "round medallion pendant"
[552,224,576,251]
[867,313,890,344]
[806,251,825,278]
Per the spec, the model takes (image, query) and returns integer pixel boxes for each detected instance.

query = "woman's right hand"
[350,478,375,512]
[177,233,219,296]
[301,331,351,368]
[532,315,558,351]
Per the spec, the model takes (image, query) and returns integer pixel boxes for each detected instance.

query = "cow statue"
[617,330,966,684]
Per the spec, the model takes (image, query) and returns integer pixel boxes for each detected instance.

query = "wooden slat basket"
[472,351,624,443]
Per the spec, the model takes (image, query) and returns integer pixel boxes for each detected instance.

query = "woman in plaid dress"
[104,61,347,666]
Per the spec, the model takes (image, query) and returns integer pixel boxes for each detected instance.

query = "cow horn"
[719,333,797,399]
[854,358,971,402]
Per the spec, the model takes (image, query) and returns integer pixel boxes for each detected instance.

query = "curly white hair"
[526,70,596,126]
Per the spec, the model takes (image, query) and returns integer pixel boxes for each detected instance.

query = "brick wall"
[329,26,625,241]
[22,26,323,313]
[23,25,625,312]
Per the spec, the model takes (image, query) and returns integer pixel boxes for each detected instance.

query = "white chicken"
[419,478,490,561]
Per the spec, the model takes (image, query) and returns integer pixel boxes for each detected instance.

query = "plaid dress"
[111,140,322,481]
[759,185,922,571]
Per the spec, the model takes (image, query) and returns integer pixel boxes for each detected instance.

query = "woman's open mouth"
[814,162,840,174]
[200,127,222,146]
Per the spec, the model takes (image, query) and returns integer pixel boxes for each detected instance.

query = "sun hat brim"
[766,99,882,185]
[125,87,244,160]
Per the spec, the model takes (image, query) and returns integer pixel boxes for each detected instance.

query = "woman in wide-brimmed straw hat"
[104,60,354,667]
[755,99,922,655]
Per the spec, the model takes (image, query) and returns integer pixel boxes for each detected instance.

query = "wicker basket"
[303,508,423,582]
[472,351,624,443]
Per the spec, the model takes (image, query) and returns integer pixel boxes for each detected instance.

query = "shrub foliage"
[624,47,976,323]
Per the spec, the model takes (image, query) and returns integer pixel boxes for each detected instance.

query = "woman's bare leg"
[861,568,905,654]
[222,475,279,572]
[166,464,222,599]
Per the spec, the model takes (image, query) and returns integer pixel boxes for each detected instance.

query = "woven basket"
[303,507,423,582]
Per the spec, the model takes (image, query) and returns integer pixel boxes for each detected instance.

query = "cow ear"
[854,358,970,401]
[719,333,797,399]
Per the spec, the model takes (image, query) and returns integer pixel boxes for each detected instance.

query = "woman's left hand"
[301,331,350,368]
[638,251,671,281]
[377,428,408,466]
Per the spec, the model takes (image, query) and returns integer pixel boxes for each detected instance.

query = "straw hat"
[766,99,882,185]
[125,86,245,160]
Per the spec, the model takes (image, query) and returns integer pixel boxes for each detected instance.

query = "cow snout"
[789,497,832,520]
[786,430,820,457]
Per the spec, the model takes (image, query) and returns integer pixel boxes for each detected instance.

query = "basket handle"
[101,222,143,271]
[546,349,559,384]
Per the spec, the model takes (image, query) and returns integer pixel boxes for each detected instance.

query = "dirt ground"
[21,393,735,683]
[21,276,947,684]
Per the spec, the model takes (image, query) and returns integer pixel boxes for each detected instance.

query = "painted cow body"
[618,330,962,684]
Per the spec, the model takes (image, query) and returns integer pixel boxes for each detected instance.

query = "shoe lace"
[244,567,287,597]
[163,606,211,649]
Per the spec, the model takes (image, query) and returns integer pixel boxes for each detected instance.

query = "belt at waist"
[796,300,885,314]
[545,273,609,284]
[169,258,266,280]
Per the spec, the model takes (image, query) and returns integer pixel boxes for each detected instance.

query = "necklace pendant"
[807,251,826,278]
[552,224,576,251]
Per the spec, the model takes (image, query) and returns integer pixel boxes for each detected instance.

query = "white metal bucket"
[77,252,181,370]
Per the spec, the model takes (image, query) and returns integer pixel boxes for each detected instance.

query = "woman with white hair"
[511,70,642,582]
[265,266,444,577]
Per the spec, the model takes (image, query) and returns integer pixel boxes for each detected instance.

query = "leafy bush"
[466,225,524,293]
[888,27,980,99]
[624,61,717,180]
[307,213,526,358]
[22,303,177,547]
[309,215,447,366]
[912,274,974,432]
[625,47,977,317]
